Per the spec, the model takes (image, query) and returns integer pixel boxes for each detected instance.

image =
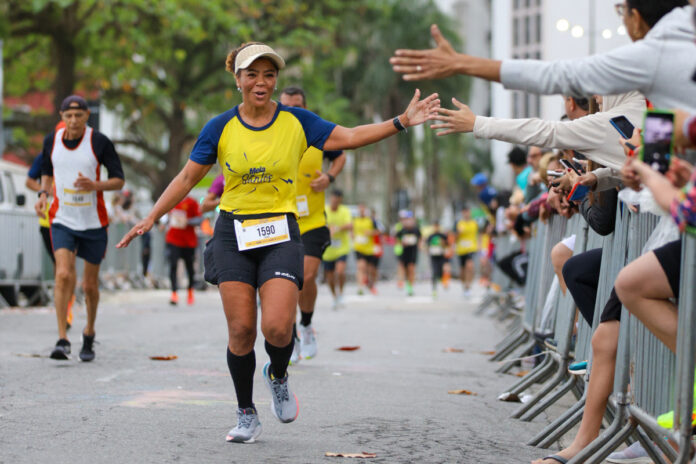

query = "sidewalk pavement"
[0,282,558,464]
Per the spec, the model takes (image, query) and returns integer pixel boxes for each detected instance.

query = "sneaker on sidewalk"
[79,333,95,362]
[299,324,317,360]
[187,288,194,305]
[568,360,588,376]
[606,441,653,464]
[50,339,71,360]
[262,362,299,423]
[226,407,262,443]
[290,336,301,365]
[170,291,178,305]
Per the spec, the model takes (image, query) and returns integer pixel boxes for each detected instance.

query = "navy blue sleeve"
[92,131,125,179]
[323,150,343,161]
[189,109,235,165]
[28,153,43,180]
[285,106,337,150]
[40,133,55,177]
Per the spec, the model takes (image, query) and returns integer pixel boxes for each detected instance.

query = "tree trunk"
[154,105,189,199]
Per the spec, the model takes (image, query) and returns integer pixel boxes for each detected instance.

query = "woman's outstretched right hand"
[116,217,155,248]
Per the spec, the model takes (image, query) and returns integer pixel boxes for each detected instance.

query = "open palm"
[403,89,440,127]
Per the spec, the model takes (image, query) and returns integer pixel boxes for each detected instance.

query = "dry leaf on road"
[336,346,361,351]
[325,451,377,458]
[443,347,464,353]
[480,350,496,355]
[448,389,477,395]
[149,355,178,361]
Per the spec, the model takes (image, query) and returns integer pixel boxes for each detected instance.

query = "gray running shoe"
[79,333,95,362]
[299,324,317,359]
[50,339,71,360]
[226,407,262,443]
[262,362,299,423]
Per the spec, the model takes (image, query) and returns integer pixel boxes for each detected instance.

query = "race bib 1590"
[234,215,290,251]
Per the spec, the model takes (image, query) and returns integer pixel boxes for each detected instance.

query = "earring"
[237,87,241,92]
[275,87,278,91]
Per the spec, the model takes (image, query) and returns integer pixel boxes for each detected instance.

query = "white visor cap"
[234,44,286,74]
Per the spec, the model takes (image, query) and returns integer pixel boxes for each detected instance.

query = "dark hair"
[507,146,527,167]
[331,189,344,197]
[225,42,267,75]
[280,86,306,106]
[626,0,687,27]
[572,97,590,111]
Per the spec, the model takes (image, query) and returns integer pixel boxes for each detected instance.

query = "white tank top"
[49,126,109,231]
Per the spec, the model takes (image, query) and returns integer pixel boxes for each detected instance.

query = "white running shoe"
[606,441,652,463]
[226,407,262,443]
[290,336,301,365]
[262,362,299,423]
[299,324,317,359]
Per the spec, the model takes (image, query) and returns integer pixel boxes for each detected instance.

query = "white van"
[0,159,31,211]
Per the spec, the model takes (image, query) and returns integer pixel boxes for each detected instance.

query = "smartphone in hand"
[610,115,636,139]
[566,183,590,202]
[641,110,674,174]
[560,158,583,176]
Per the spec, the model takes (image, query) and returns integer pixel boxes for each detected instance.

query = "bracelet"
[37,190,48,198]
[393,116,407,132]
[327,173,336,183]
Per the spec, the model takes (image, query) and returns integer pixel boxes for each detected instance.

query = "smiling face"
[235,57,278,108]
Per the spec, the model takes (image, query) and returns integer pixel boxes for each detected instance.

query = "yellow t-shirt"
[323,204,352,261]
[189,103,336,216]
[296,147,343,234]
[353,216,375,255]
[455,219,479,255]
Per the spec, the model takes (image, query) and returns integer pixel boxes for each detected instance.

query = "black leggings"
[167,244,195,292]
[141,231,151,277]
[563,247,622,325]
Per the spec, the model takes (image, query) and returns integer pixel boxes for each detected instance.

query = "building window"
[535,14,541,43]
[524,15,531,45]
[513,18,519,47]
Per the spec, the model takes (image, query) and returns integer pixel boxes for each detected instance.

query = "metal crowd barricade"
[527,224,608,447]
[476,232,519,318]
[493,215,568,386]
[565,208,667,464]
[511,214,585,421]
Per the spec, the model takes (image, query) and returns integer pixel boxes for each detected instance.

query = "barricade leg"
[511,359,569,419]
[502,354,555,395]
[495,338,537,373]
[532,398,585,447]
[520,373,578,422]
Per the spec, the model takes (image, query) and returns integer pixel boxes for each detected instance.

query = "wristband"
[327,173,336,183]
[37,190,48,198]
[393,116,407,132]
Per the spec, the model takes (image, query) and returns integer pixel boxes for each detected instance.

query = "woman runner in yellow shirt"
[117,42,439,444]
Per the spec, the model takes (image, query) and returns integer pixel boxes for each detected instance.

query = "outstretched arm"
[390,25,502,82]
[116,160,212,248]
[323,89,439,151]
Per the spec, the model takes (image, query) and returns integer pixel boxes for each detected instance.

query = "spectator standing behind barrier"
[322,190,352,310]
[35,95,125,362]
[165,196,201,306]
[279,86,346,364]
[395,211,421,297]
[390,1,696,111]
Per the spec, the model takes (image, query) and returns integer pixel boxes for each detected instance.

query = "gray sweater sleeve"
[500,40,657,97]
[593,167,623,192]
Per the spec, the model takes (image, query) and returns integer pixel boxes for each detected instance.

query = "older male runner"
[36,95,125,361]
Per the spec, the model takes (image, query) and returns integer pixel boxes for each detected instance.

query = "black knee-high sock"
[226,347,255,409]
[292,323,299,340]
[265,339,293,379]
[300,311,313,327]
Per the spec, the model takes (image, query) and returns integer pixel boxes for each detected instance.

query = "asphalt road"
[0,282,560,464]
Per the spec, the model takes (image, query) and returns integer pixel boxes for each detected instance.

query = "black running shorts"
[301,226,331,259]
[203,212,304,290]
[398,246,418,265]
